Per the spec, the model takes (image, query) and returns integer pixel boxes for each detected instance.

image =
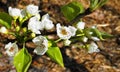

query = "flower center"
[9,47,14,52]
[61,29,67,35]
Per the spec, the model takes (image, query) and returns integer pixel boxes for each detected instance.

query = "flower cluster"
[0,4,54,56]
[56,21,101,53]
[0,1,110,71]
[1,6,102,57]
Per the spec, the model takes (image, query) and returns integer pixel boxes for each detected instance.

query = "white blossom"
[88,42,100,53]
[76,21,85,30]
[8,7,21,19]
[41,14,54,30]
[5,42,18,56]
[26,4,39,16]
[32,36,48,55]
[28,16,43,34]
[56,23,77,39]
[0,27,8,34]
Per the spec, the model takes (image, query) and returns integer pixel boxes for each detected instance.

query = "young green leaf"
[46,47,64,67]
[14,48,32,72]
[89,0,108,11]
[0,12,12,29]
[90,28,104,40]
[101,32,113,39]
[90,0,99,10]
[61,1,85,21]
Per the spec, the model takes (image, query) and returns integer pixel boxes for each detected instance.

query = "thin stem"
[55,39,62,43]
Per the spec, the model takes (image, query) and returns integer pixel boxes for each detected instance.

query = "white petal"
[91,37,100,41]
[5,42,12,49]
[76,21,85,29]
[32,36,48,46]
[20,9,26,18]
[33,36,48,55]
[56,23,71,39]
[34,45,48,55]
[41,14,54,30]
[26,4,39,15]
[42,14,49,20]
[88,42,100,53]
[8,7,21,17]
[68,26,77,36]
[28,16,42,34]
[43,19,54,30]
[5,42,18,56]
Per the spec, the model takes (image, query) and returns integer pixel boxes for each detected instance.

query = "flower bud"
[16,26,20,32]
[0,27,8,34]
[22,27,27,33]
[31,33,36,38]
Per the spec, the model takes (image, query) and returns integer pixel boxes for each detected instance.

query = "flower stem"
[55,39,62,43]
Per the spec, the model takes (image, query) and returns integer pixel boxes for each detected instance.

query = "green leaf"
[90,28,104,40]
[98,0,108,7]
[101,32,113,39]
[14,48,32,72]
[83,28,92,38]
[90,0,108,11]
[61,1,85,21]
[46,47,64,67]
[0,12,12,29]
[90,0,99,10]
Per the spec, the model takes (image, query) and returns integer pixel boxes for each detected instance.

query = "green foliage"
[83,27,113,40]
[0,12,12,29]
[90,0,108,11]
[61,1,85,21]
[46,41,64,67]
[14,48,32,72]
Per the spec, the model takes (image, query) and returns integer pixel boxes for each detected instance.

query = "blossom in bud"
[0,27,8,34]
[64,39,71,46]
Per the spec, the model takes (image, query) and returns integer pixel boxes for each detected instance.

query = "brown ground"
[0,0,120,72]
